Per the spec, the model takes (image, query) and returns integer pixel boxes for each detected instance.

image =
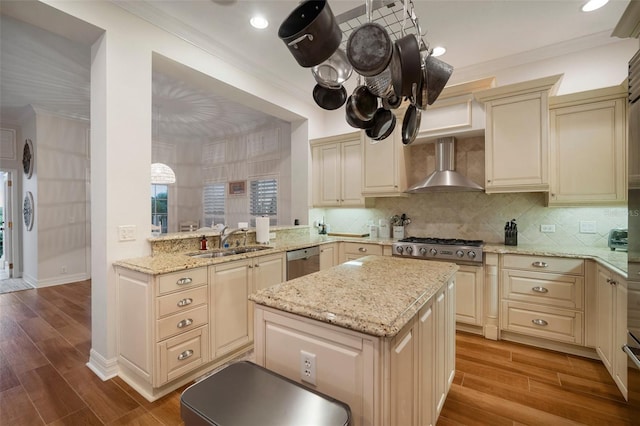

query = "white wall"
[35,109,90,287]
[154,119,292,231]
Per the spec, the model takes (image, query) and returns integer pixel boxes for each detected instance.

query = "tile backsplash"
[311,136,627,248]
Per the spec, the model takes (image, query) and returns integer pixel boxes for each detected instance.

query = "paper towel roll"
[256,217,270,243]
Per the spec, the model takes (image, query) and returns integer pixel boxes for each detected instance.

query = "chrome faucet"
[219,227,248,248]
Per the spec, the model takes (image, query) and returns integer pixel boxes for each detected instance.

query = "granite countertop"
[114,233,628,278]
[483,244,628,277]
[249,255,458,338]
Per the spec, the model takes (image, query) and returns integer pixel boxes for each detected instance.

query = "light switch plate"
[579,221,597,234]
[540,224,556,233]
[118,225,136,241]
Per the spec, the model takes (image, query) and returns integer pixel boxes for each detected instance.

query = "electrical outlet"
[579,221,597,234]
[118,225,136,241]
[269,232,276,239]
[300,350,317,386]
[540,224,556,233]
[61,266,67,274]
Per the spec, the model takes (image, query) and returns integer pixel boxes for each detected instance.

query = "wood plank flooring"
[0,280,634,425]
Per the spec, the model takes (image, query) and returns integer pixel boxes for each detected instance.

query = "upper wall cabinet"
[311,132,364,207]
[361,115,409,197]
[416,77,495,141]
[547,85,627,206]
[475,75,562,193]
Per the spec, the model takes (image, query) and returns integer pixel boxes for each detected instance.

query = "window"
[151,184,168,233]
[203,183,226,228]
[250,178,277,226]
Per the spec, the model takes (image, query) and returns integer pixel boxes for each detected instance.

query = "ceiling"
[0,0,632,140]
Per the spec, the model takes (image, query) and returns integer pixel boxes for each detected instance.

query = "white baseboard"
[36,272,90,288]
[87,348,118,380]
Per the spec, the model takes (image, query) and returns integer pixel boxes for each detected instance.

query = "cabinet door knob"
[531,318,548,326]
[177,298,193,307]
[255,264,260,268]
[358,247,367,252]
[248,265,253,269]
[176,277,193,285]
[532,261,548,268]
[532,286,548,293]
[177,349,194,361]
[177,318,193,329]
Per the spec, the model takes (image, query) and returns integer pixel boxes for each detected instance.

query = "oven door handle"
[623,344,640,370]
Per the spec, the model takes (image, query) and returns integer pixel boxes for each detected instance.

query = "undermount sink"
[188,246,271,258]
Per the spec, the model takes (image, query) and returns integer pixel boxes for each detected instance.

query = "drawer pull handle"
[176,277,193,285]
[358,247,367,252]
[532,319,548,326]
[177,318,193,329]
[532,261,548,268]
[177,349,194,361]
[532,286,548,293]
[177,298,193,307]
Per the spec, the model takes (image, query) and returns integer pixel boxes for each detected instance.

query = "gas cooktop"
[392,236,484,264]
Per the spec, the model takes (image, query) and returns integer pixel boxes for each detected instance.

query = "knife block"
[504,231,517,246]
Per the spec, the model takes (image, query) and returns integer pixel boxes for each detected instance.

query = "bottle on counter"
[200,235,208,250]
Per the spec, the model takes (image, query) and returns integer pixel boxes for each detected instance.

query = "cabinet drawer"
[343,242,382,257]
[157,325,209,385]
[157,286,208,318]
[502,254,584,275]
[156,305,208,341]
[158,267,207,295]
[502,270,583,309]
[501,301,583,345]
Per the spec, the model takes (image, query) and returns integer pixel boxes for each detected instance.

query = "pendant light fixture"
[151,162,176,184]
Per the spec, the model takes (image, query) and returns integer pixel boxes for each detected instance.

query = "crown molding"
[451,30,622,84]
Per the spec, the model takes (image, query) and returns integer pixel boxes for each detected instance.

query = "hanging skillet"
[389,34,422,98]
[312,84,347,110]
[346,22,392,77]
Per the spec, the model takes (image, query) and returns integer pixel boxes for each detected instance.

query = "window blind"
[203,183,226,227]
[250,178,277,225]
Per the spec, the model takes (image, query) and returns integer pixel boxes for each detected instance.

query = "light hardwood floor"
[0,280,634,425]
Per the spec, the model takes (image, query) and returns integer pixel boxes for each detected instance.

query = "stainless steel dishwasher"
[286,246,320,280]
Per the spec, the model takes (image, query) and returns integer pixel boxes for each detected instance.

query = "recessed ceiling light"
[431,46,446,57]
[581,0,609,12]
[250,15,269,29]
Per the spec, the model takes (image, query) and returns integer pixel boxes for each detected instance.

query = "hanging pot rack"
[278,0,451,143]
[336,0,429,54]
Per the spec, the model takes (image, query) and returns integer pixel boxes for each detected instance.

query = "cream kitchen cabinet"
[500,254,585,345]
[339,241,383,263]
[311,133,364,207]
[595,264,628,400]
[548,85,627,206]
[475,74,562,193]
[361,119,409,197]
[319,243,338,270]
[455,264,484,328]
[115,266,210,401]
[210,252,286,359]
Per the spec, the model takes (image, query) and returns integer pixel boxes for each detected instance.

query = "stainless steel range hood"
[406,137,484,192]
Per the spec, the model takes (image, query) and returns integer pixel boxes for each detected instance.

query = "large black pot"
[278,0,342,68]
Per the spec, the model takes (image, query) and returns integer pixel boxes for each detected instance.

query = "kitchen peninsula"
[250,255,458,426]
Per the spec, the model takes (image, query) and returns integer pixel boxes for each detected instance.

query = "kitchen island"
[249,255,458,426]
